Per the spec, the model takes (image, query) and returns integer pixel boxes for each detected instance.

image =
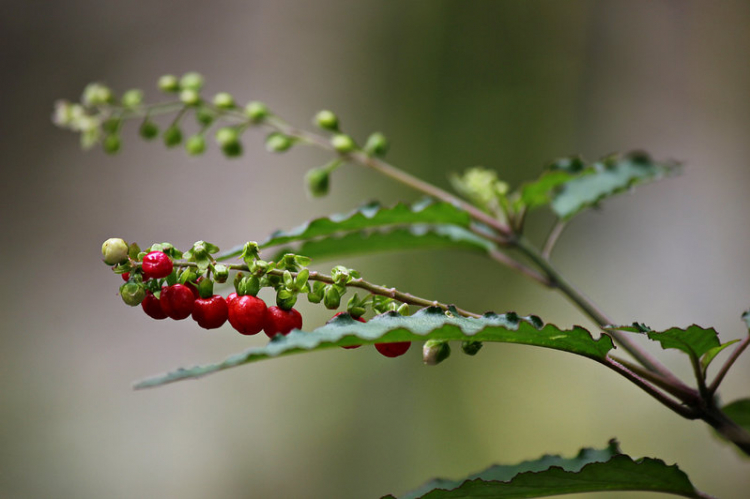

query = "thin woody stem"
[708,334,750,394]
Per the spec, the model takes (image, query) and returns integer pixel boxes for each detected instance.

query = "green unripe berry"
[221,141,243,158]
[163,126,183,148]
[461,341,483,356]
[213,92,235,109]
[185,135,206,156]
[121,89,143,108]
[102,238,129,265]
[213,264,229,283]
[215,127,239,147]
[276,289,298,310]
[158,74,180,93]
[102,118,120,134]
[245,101,269,122]
[314,110,339,131]
[139,120,159,140]
[423,340,451,365]
[364,132,389,157]
[305,167,330,197]
[323,286,341,310]
[331,134,356,153]
[195,106,215,126]
[82,83,114,106]
[180,88,201,106]
[265,132,293,153]
[180,72,204,91]
[103,134,121,155]
[120,282,146,306]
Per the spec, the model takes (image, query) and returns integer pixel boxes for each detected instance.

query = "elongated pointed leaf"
[384,440,703,499]
[263,198,472,247]
[647,325,720,359]
[134,308,613,389]
[272,225,494,262]
[551,152,679,219]
[701,339,740,373]
[722,399,750,435]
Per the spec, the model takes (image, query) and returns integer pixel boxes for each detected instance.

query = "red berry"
[375,341,411,358]
[185,279,200,299]
[226,292,238,304]
[142,251,173,280]
[263,306,302,338]
[331,312,366,349]
[121,272,130,281]
[141,289,168,320]
[228,295,267,335]
[192,295,229,329]
[160,284,196,320]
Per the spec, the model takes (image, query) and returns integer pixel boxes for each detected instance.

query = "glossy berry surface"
[141,289,168,320]
[226,292,238,304]
[192,295,229,329]
[160,284,195,320]
[141,251,173,280]
[228,295,267,335]
[331,312,366,349]
[263,306,302,338]
[375,341,411,358]
[121,272,130,282]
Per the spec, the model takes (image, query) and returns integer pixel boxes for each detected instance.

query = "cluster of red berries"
[116,249,410,356]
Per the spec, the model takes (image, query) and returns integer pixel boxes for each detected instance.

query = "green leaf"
[646,325,721,360]
[722,399,750,435]
[701,339,740,373]
[263,198,471,247]
[384,440,704,499]
[551,152,679,220]
[134,307,613,389]
[514,152,679,220]
[271,225,495,262]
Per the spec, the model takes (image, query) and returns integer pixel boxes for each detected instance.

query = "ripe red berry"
[331,312,366,349]
[226,292,238,304]
[142,251,173,280]
[160,284,196,320]
[263,306,302,338]
[192,295,229,329]
[141,289,168,320]
[228,295,267,335]
[375,341,411,358]
[121,272,130,281]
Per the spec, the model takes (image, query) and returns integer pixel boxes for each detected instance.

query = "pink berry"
[142,251,173,280]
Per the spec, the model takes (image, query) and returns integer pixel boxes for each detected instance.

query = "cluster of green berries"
[53,74,390,199]
[102,238,412,357]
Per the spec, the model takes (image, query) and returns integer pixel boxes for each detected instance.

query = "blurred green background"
[2,1,750,498]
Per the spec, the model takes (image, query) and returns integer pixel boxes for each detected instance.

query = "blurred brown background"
[2,1,750,498]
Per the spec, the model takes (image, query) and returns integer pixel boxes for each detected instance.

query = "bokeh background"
[2,1,750,498]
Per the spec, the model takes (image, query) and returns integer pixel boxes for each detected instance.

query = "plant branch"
[541,219,567,259]
[708,334,750,394]
[610,356,701,405]
[166,260,483,319]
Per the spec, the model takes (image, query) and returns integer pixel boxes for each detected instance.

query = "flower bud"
[213,92,235,109]
[265,132,293,153]
[305,168,330,197]
[163,125,183,148]
[461,341,483,356]
[195,106,215,126]
[364,132,389,157]
[120,282,146,306]
[121,89,143,108]
[179,72,204,91]
[139,120,159,140]
[276,289,298,310]
[82,83,114,106]
[215,127,239,147]
[185,135,206,156]
[158,74,180,93]
[423,340,451,365]
[331,134,356,153]
[222,142,243,157]
[103,134,121,155]
[314,110,339,131]
[102,238,129,265]
[180,88,201,106]
[245,101,269,122]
